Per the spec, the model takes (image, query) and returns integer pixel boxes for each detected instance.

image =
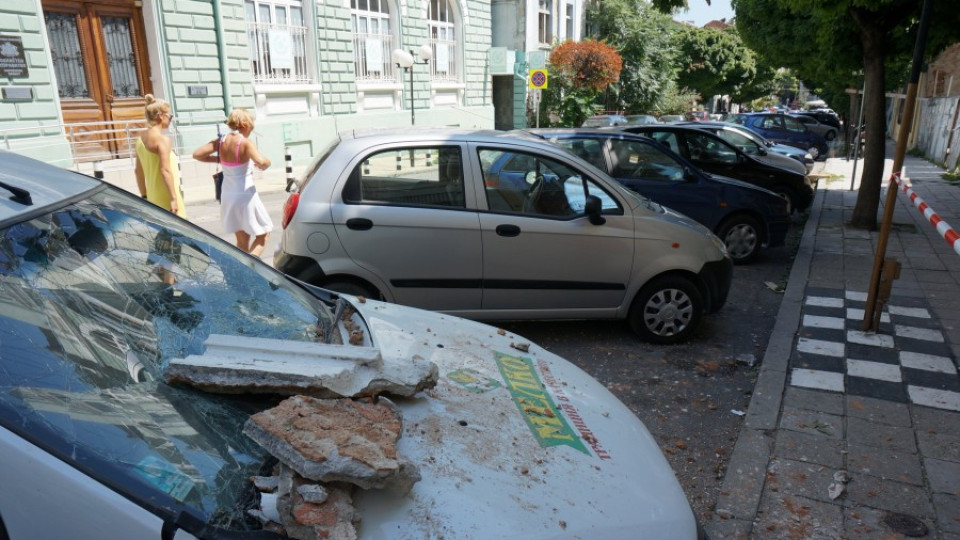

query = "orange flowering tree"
[538,40,623,127]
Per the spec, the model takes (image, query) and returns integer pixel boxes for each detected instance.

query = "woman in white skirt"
[194,109,273,256]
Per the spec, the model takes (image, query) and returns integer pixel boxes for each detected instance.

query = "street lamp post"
[392,44,432,125]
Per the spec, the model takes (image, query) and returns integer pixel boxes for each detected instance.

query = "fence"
[914,95,960,171]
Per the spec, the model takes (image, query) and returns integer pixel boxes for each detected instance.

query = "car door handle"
[495,224,521,237]
[346,218,373,231]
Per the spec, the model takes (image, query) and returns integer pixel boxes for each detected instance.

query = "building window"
[538,0,552,46]
[427,0,460,83]
[565,3,574,40]
[245,0,311,84]
[352,0,398,83]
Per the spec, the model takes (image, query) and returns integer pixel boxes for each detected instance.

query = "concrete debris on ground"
[244,396,423,540]
[244,395,420,491]
[164,334,438,398]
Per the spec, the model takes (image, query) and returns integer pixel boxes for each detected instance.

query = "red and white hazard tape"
[892,172,960,257]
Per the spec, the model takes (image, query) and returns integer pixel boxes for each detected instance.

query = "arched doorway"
[43,0,152,160]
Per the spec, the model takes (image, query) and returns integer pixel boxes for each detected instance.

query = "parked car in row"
[790,113,838,141]
[683,121,815,174]
[727,112,830,160]
[659,114,686,124]
[624,114,660,125]
[796,109,841,130]
[582,114,628,127]
[531,128,792,264]
[277,129,733,344]
[0,149,705,539]
[621,124,814,213]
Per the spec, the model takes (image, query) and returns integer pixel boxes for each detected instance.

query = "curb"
[708,186,825,538]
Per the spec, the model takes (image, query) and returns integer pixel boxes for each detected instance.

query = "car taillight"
[281,192,299,229]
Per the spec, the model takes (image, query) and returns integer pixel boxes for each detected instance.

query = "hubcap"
[724,223,759,260]
[643,288,693,336]
[808,146,820,159]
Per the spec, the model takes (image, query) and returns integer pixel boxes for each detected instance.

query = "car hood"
[703,171,782,198]
[344,298,698,540]
[751,151,808,176]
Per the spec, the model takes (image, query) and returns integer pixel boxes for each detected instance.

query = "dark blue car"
[528,129,791,264]
[730,113,829,160]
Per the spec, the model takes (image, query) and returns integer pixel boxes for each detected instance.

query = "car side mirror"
[683,168,699,181]
[757,146,767,156]
[585,195,606,225]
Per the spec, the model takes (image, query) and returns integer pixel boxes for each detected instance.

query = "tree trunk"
[849,14,889,230]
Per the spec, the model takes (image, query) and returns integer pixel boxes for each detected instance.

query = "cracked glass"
[0,188,338,533]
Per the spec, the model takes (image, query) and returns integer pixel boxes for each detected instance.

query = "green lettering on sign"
[494,352,588,455]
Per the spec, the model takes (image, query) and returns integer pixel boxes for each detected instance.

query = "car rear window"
[0,189,338,532]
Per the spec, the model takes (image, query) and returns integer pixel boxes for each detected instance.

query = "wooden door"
[43,0,152,160]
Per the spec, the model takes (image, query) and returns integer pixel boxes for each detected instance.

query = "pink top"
[220,133,245,166]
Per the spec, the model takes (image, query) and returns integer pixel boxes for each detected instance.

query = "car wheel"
[806,145,820,159]
[628,276,703,344]
[769,185,795,214]
[824,130,836,141]
[322,279,379,300]
[717,214,762,264]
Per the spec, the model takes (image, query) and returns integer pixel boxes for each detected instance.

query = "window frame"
[343,145,468,210]
[351,0,399,84]
[244,0,315,85]
[538,0,553,46]
[427,0,461,84]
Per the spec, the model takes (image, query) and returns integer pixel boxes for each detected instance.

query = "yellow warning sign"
[529,69,548,90]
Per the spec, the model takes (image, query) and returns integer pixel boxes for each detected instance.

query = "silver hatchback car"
[275,129,733,343]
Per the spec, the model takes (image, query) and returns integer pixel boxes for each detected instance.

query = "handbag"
[213,136,223,203]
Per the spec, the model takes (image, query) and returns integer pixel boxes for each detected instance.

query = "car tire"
[628,276,703,344]
[824,130,836,141]
[322,279,380,300]
[717,214,763,264]
[806,145,820,159]
[768,185,796,214]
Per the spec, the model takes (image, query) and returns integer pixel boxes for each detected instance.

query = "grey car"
[276,129,733,343]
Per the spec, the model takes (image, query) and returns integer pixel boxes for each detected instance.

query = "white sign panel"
[268,29,294,69]
[365,38,383,72]
[435,43,449,73]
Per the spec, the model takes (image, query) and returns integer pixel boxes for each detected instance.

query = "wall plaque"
[0,35,29,78]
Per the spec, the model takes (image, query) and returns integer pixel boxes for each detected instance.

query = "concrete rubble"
[163,333,438,398]
[244,395,421,540]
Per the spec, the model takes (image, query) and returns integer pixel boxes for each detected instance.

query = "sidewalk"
[709,144,960,539]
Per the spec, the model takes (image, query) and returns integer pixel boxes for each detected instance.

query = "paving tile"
[895,325,945,342]
[900,351,957,374]
[782,387,844,415]
[846,308,890,324]
[803,314,846,330]
[846,377,909,404]
[847,330,895,348]
[779,408,843,440]
[753,491,843,539]
[924,458,960,495]
[806,296,845,308]
[933,493,960,534]
[845,290,868,302]
[913,407,960,437]
[797,337,845,357]
[845,395,912,426]
[765,458,838,504]
[844,474,935,518]
[917,431,960,462]
[903,368,960,391]
[846,417,917,453]
[843,506,935,539]
[908,386,960,412]
[887,305,932,318]
[775,429,845,469]
[847,358,902,382]
[846,444,923,485]
[791,368,844,392]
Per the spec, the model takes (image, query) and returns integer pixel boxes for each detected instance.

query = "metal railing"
[353,32,399,83]
[247,22,312,84]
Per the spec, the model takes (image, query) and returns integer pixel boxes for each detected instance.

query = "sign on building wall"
[267,29,294,70]
[0,35,29,78]
[436,43,449,73]
[488,47,515,76]
[527,50,547,70]
[365,38,383,72]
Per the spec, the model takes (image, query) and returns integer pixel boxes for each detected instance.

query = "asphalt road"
[195,180,808,526]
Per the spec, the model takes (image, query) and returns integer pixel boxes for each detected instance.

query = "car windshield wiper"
[0,180,32,205]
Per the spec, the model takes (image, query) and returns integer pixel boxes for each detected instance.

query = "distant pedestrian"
[135,94,186,218]
[193,109,273,256]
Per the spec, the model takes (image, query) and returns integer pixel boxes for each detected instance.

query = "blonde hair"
[226,108,255,131]
[144,94,171,125]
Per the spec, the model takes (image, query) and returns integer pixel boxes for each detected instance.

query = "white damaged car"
[0,151,703,539]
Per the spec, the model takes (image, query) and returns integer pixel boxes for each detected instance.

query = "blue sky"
[675,0,735,26]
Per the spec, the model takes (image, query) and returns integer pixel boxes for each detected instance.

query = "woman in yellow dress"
[135,94,186,218]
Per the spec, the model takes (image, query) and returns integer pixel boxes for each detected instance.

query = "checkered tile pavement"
[789,287,960,412]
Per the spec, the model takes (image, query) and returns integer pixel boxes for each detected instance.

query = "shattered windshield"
[0,187,337,533]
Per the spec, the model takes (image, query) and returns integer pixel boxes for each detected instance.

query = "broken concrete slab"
[164,334,438,398]
[244,395,421,492]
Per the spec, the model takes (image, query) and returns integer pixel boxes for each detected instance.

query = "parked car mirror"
[682,168,698,182]
[584,195,606,225]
